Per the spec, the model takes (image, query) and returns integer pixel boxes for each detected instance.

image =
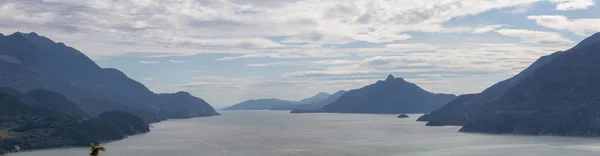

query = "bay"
[9,111,600,156]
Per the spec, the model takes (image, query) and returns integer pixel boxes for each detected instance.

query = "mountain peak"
[574,32,600,49]
[175,91,192,96]
[316,92,330,96]
[333,90,347,94]
[10,32,39,37]
[385,74,395,81]
[300,92,332,103]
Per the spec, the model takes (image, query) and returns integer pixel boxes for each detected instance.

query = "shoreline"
[1,114,220,156]
[1,146,81,156]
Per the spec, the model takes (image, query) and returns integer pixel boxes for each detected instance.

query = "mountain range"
[0,32,219,123]
[228,75,457,114]
[321,75,456,114]
[457,32,600,136]
[224,92,336,110]
[224,98,301,110]
[0,88,149,154]
[417,51,564,126]
[415,32,600,136]
[291,90,348,112]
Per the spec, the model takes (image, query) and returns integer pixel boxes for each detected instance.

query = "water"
[9,111,600,156]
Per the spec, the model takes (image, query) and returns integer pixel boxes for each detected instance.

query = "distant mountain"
[417,51,564,126]
[0,88,149,154]
[0,32,218,122]
[157,92,220,119]
[224,98,300,110]
[459,32,600,136]
[224,92,342,111]
[321,75,456,114]
[290,90,347,113]
[299,92,331,103]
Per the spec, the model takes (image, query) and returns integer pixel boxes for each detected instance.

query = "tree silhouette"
[89,143,106,156]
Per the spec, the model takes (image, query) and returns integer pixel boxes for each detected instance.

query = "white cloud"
[138,61,159,64]
[168,60,187,63]
[472,25,506,34]
[247,60,355,67]
[527,15,600,36]
[281,30,357,44]
[1,0,594,106]
[281,43,571,78]
[549,0,595,10]
[214,47,350,61]
[0,0,564,58]
[175,37,283,49]
[496,29,572,44]
[385,43,440,51]
[144,78,156,81]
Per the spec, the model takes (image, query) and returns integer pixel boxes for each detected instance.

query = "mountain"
[0,32,218,122]
[224,98,300,110]
[27,89,89,117]
[157,92,220,119]
[224,92,340,111]
[0,88,149,154]
[0,87,88,117]
[290,90,348,113]
[299,92,331,103]
[321,75,456,114]
[458,32,600,136]
[417,51,564,126]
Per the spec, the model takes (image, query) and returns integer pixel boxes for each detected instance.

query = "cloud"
[2,0,594,107]
[281,43,571,79]
[496,29,572,44]
[281,30,357,44]
[138,61,159,64]
[0,0,571,58]
[472,25,506,34]
[527,15,600,36]
[246,60,355,67]
[144,78,156,81]
[168,60,187,63]
[384,43,440,51]
[549,0,595,10]
[174,37,283,49]
[214,47,350,61]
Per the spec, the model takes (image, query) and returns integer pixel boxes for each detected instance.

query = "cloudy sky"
[1,0,599,108]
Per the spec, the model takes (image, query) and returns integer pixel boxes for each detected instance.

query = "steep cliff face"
[321,75,456,114]
[459,32,600,136]
[418,51,564,126]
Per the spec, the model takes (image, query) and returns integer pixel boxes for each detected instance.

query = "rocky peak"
[385,74,395,81]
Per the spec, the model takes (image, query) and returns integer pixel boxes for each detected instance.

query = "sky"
[1,0,600,108]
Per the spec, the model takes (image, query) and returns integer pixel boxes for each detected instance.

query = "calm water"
[9,111,600,156]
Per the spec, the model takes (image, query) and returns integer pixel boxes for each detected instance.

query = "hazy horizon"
[1,0,599,107]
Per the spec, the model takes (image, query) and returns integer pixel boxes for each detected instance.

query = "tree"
[89,143,106,156]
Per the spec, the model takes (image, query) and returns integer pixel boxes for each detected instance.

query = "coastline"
[1,146,81,156]
[0,114,220,156]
